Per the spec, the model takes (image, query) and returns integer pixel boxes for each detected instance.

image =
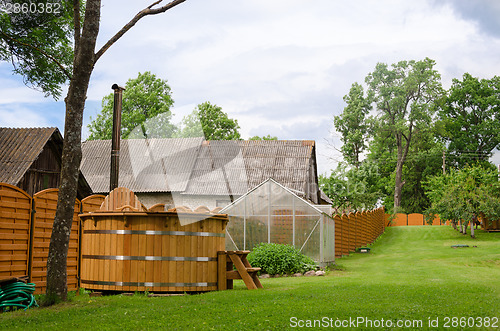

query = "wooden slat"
[184,221,193,291]
[227,252,257,290]
[176,217,184,290]
[168,216,176,292]
[161,217,169,292]
[145,217,155,291]
[0,221,30,230]
[137,216,147,292]
[96,217,104,291]
[153,216,162,292]
[0,184,31,279]
[217,251,227,290]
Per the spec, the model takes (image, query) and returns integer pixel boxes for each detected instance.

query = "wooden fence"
[2,181,465,293]
[0,183,104,294]
[386,213,445,227]
[334,207,386,258]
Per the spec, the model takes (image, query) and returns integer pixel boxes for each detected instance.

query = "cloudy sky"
[1,0,500,174]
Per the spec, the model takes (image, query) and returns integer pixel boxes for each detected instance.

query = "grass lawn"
[1,226,499,330]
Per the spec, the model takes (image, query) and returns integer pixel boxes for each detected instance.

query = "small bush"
[247,243,317,275]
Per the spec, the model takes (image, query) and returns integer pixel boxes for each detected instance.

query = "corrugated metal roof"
[0,127,59,185]
[182,140,314,196]
[81,137,204,193]
[80,138,316,197]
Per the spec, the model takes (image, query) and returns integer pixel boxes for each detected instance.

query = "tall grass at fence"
[1,226,499,330]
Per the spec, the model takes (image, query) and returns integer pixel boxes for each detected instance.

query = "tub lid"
[167,206,225,226]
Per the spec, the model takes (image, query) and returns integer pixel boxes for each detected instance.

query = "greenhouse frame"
[220,178,335,265]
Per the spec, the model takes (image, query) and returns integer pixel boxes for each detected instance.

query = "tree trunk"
[45,0,101,304]
[470,220,475,238]
[394,159,404,213]
[393,134,407,213]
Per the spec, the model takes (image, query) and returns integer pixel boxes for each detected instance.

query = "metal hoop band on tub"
[82,255,217,261]
[83,229,225,237]
[80,280,217,287]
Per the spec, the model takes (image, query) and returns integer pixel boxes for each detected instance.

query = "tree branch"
[94,0,186,63]
[0,31,72,80]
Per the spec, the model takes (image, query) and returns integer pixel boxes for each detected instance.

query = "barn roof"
[80,138,318,199]
[0,127,92,198]
[0,127,60,185]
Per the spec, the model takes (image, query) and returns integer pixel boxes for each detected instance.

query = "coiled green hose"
[0,282,38,312]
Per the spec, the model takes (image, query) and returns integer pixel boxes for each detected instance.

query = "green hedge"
[247,243,317,275]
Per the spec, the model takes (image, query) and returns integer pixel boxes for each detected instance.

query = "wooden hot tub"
[79,188,228,292]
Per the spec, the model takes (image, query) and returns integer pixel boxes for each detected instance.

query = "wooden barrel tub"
[79,188,228,293]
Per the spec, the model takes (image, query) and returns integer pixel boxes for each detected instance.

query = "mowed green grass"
[1,226,499,330]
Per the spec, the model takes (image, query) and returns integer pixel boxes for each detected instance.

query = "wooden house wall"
[17,142,61,197]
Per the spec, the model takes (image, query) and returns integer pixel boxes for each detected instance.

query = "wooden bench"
[217,251,263,290]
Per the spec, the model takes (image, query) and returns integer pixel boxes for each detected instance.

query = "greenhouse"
[220,178,335,265]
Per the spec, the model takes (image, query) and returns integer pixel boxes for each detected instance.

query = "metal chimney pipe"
[110,83,125,191]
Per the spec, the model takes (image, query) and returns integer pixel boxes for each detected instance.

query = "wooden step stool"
[217,251,263,290]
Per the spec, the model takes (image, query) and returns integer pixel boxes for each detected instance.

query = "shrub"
[247,243,317,275]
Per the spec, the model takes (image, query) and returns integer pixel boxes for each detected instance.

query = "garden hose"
[0,282,38,312]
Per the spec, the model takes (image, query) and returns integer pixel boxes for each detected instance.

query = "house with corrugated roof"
[80,138,331,209]
[0,127,92,198]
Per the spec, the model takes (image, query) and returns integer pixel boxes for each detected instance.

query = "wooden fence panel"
[408,213,424,226]
[341,214,349,256]
[81,194,106,213]
[374,209,380,235]
[358,212,365,247]
[370,211,377,242]
[348,213,356,252]
[386,213,441,226]
[430,215,441,226]
[365,211,371,245]
[0,184,31,280]
[368,211,374,243]
[388,213,407,226]
[356,211,364,248]
[32,189,80,294]
[334,215,342,258]
[378,208,385,235]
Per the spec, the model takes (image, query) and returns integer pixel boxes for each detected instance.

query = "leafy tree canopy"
[0,0,76,99]
[333,82,372,168]
[424,164,500,223]
[176,101,241,140]
[319,161,381,213]
[87,71,175,140]
[249,134,278,140]
[439,73,500,166]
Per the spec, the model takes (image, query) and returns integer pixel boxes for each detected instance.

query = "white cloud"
[2,0,500,172]
[0,104,52,128]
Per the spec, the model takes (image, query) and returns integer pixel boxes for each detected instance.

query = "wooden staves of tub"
[79,187,228,293]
